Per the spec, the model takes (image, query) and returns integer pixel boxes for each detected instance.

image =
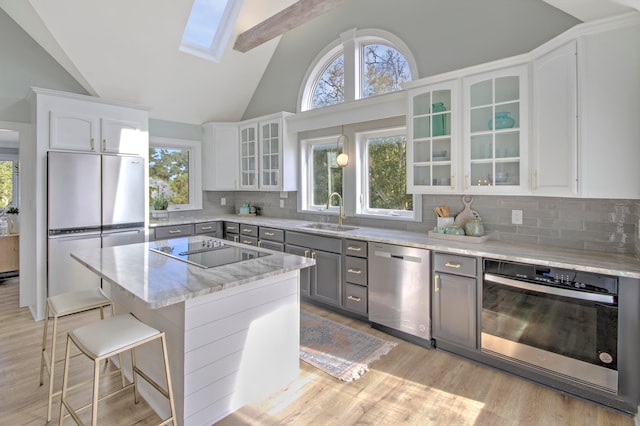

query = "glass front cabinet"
[239,123,258,189]
[407,80,458,193]
[463,64,528,193]
[259,119,281,189]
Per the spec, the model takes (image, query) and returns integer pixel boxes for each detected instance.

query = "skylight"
[180,0,244,63]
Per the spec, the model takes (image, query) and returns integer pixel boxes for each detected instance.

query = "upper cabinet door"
[532,41,578,196]
[407,80,459,193]
[259,119,282,189]
[100,118,145,155]
[49,110,100,152]
[463,64,529,194]
[239,123,258,189]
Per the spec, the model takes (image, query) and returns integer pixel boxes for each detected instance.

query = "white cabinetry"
[202,123,239,190]
[47,94,148,156]
[407,80,459,193]
[579,22,640,199]
[239,122,258,189]
[202,112,296,191]
[532,41,578,196]
[463,64,528,193]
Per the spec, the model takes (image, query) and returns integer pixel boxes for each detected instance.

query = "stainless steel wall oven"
[482,259,619,393]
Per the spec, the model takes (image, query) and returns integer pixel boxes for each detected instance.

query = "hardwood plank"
[217,302,636,425]
[233,0,349,53]
[0,277,635,425]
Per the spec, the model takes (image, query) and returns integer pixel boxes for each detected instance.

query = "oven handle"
[484,273,615,304]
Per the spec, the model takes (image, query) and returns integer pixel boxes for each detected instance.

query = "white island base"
[107,270,300,425]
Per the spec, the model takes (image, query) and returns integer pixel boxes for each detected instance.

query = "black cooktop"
[150,239,270,269]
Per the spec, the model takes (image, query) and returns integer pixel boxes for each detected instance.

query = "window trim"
[0,154,19,209]
[298,28,419,112]
[149,136,202,212]
[179,0,244,63]
[355,127,421,221]
[299,135,343,214]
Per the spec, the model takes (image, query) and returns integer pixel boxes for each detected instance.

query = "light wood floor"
[1,277,636,425]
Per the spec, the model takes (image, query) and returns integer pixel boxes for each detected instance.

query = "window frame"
[299,28,418,112]
[149,136,202,212]
[179,0,244,63]
[0,153,19,210]
[355,127,421,221]
[299,135,344,214]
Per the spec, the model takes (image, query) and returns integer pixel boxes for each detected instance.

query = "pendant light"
[336,125,349,167]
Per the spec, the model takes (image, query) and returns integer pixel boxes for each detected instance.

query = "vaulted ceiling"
[1,0,637,126]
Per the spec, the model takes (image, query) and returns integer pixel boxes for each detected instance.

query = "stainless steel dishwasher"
[368,242,430,346]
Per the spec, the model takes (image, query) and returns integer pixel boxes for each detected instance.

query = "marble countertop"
[71,235,316,309]
[152,214,640,279]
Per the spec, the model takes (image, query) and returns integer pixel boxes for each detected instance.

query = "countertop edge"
[151,215,640,279]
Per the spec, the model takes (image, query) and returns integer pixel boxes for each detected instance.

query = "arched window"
[300,29,417,112]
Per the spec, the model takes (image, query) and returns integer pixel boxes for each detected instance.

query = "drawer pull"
[168,229,181,234]
[435,274,440,292]
[242,228,253,233]
[233,236,239,242]
[445,262,461,269]
[347,268,362,274]
[304,249,310,258]
[347,246,362,252]
[200,226,213,230]
[242,240,252,245]
[347,295,361,302]
[257,241,262,247]
[265,231,275,236]
[227,226,236,231]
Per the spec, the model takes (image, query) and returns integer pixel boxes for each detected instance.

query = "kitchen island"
[71,236,315,425]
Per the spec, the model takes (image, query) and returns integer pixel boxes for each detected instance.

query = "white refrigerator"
[47,152,146,296]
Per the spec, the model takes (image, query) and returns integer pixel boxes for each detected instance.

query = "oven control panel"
[484,259,618,295]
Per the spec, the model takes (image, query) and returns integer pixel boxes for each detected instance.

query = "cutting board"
[454,196,480,228]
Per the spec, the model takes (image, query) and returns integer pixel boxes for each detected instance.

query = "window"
[362,43,412,98]
[149,137,202,211]
[300,137,344,211]
[300,29,417,111]
[180,0,244,62]
[0,155,18,210]
[356,128,418,220]
[311,53,344,109]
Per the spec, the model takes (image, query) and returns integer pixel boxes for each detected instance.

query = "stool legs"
[59,319,176,426]
[40,300,118,422]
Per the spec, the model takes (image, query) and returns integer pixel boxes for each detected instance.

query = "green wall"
[0,9,88,123]
[243,0,580,119]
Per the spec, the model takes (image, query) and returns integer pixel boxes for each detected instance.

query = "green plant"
[6,206,18,215]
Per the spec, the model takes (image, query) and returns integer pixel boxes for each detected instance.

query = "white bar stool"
[59,313,176,426]
[40,288,120,422]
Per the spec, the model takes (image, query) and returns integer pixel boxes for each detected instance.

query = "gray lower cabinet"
[258,227,285,252]
[153,223,194,241]
[286,231,342,307]
[285,244,311,297]
[194,221,222,238]
[224,221,239,242]
[343,239,368,315]
[432,252,478,349]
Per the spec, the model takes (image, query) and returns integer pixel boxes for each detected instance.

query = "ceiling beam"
[233,0,349,52]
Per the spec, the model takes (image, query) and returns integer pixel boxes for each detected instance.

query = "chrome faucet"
[326,192,347,226]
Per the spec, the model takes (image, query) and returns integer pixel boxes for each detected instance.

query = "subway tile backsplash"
[191,191,639,256]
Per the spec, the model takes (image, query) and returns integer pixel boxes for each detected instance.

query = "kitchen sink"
[300,223,359,232]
